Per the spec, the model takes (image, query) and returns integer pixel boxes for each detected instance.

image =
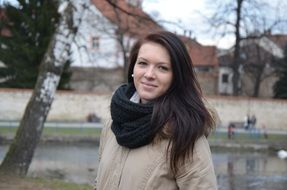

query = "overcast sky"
[1,0,286,49]
[142,0,287,49]
[142,0,224,47]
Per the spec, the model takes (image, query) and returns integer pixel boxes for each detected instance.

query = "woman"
[95,31,217,190]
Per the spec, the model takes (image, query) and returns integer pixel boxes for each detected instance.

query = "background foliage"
[273,44,287,99]
[0,0,71,89]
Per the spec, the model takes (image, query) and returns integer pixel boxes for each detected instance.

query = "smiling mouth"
[141,82,157,88]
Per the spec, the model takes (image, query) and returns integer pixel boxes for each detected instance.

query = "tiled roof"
[0,8,11,36]
[218,35,287,67]
[91,1,218,67]
[0,8,4,18]
[1,2,219,68]
[180,36,218,67]
[91,0,163,38]
[266,34,287,49]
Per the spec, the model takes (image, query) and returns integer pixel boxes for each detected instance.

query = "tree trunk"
[232,0,243,96]
[253,73,261,97]
[0,2,76,176]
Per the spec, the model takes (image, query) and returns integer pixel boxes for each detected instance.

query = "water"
[213,149,287,190]
[1,144,287,189]
[0,143,99,184]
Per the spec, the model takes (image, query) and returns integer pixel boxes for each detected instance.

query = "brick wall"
[0,89,286,131]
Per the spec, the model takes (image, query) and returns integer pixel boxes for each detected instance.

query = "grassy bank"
[0,174,92,190]
[1,126,287,144]
[0,126,102,138]
[209,130,287,142]
[1,127,286,189]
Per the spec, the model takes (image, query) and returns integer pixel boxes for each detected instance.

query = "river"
[0,144,287,190]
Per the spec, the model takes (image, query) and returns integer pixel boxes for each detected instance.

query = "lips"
[141,82,157,91]
[141,82,157,88]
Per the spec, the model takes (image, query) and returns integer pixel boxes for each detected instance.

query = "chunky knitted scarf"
[111,84,155,149]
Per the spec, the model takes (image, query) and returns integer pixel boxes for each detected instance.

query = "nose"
[144,66,155,79]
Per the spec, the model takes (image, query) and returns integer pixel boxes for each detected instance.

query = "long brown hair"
[128,31,215,173]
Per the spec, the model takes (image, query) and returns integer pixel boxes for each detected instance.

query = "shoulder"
[100,118,113,139]
[174,136,218,189]
[182,136,213,174]
[194,136,213,157]
[98,119,113,160]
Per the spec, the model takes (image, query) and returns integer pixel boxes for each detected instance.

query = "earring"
[131,74,134,77]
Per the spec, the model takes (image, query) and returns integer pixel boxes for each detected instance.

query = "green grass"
[0,126,102,138]
[31,178,93,190]
[0,174,93,190]
[43,127,102,137]
[1,126,286,145]
[209,131,287,143]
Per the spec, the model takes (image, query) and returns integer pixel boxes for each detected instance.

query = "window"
[195,67,210,72]
[91,36,100,50]
[222,74,229,83]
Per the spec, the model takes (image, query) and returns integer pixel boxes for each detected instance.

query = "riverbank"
[1,129,287,151]
[0,173,92,190]
[1,121,287,151]
[1,140,287,190]
[1,131,287,190]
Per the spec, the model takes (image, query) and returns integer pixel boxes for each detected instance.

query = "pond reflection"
[0,143,99,184]
[1,144,287,189]
[213,149,287,190]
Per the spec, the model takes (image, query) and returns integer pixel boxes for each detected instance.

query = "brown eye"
[158,66,169,71]
[137,61,147,66]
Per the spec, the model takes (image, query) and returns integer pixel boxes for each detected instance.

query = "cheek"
[133,66,144,78]
[133,68,141,86]
[164,75,173,90]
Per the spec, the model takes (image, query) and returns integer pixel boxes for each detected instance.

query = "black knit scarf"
[111,84,155,149]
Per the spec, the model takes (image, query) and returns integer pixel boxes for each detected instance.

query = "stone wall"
[69,67,219,96]
[0,89,286,131]
[241,74,278,98]
[196,72,218,96]
[208,96,287,130]
[70,67,123,93]
[0,89,111,122]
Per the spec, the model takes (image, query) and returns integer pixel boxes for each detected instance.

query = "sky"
[1,0,232,48]
[141,0,227,47]
[142,0,287,49]
[1,0,286,49]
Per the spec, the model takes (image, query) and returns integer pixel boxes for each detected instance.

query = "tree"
[239,34,286,97]
[85,0,162,82]
[273,44,287,98]
[0,0,83,176]
[0,0,71,89]
[207,0,287,96]
[242,42,270,97]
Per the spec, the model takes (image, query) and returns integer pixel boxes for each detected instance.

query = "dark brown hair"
[128,31,215,173]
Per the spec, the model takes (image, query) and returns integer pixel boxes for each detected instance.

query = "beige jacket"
[95,125,217,190]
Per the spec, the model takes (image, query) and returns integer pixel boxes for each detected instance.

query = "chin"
[139,95,155,103]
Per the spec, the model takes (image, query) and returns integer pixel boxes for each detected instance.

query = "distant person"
[228,123,235,139]
[244,114,251,130]
[262,124,268,139]
[95,31,218,189]
[251,114,257,128]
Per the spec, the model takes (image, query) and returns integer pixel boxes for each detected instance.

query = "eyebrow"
[137,57,170,65]
[137,57,148,61]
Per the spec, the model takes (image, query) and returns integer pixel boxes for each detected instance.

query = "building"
[1,1,219,94]
[180,36,218,95]
[70,0,219,94]
[218,33,287,97]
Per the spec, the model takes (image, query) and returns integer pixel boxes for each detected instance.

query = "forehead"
[138,42,170,63]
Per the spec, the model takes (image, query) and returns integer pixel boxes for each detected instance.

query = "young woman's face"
[133,42,173,104]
